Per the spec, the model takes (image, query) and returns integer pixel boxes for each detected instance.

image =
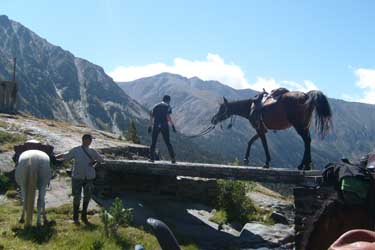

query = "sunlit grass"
[0,201,199,250]
[0,130,26,152]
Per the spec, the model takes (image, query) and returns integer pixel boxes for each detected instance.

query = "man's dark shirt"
[152,102,172,128]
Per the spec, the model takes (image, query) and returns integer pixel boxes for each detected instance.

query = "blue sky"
[2,0,375,103]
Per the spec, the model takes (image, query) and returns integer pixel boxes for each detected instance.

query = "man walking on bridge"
[148,95,176,163]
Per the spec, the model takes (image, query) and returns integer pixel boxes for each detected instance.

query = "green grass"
[0,130,26,152]
[0,120,8,128]
[5,190,18,199]
[0,201,199,250]
[209,206,274,227]
[209,209,227,225]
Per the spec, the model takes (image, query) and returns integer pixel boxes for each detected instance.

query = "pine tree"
[126,120,140,144]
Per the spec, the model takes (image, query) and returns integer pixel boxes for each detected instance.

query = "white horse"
[15,150,52,227]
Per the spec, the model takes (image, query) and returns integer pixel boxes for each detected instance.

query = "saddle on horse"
[12,140,61,173]
[13,140,57,164]
[249,87,290,130]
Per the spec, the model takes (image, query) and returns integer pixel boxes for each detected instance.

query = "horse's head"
[211,97,231,125]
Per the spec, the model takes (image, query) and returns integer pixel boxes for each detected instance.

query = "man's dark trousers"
[72,178,94,223]
[150,126,175,160]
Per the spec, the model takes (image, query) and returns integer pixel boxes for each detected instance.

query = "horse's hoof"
[262,164,270,169]
[19,218,25,224]
[243,159,249,165]
[303,164,312,171]
[299,162,313,171]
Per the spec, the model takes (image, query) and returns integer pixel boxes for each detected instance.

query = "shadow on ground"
[12,221,57,244]
[95,191,271,250]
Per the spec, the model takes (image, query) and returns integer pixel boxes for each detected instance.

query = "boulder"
[270,211,289,225]
[239,223,294,248]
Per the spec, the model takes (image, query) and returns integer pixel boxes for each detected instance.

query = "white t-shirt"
[63,146,103,180]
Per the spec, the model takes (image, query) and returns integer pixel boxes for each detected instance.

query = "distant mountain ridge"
[120,73,375,168]
[118,73,256,135]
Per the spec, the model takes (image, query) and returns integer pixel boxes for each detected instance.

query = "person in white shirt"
[57,134,103,225]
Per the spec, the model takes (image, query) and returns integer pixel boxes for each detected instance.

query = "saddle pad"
[341,176,370,201]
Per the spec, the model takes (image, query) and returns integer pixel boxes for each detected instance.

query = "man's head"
[82,134,94,147]
[162,95,171,104]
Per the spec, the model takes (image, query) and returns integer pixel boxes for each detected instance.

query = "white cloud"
[354,68,375,104]
[109,53,249,89]
[248,78,318,93]
[109,53,319,92]
[281,80,319,92]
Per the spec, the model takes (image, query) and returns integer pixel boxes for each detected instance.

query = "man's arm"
[56,149,74,161]
[149,111,154,127]
[92,149,104,163]
[148,111,153,133]
[167,115,176,133]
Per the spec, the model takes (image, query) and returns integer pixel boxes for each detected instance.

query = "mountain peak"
[0,15,9,20]
[189,76,202,81]
[0,15,11,26]
[155,72,187,80]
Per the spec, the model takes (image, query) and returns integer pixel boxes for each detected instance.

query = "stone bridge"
[94,159,327,250]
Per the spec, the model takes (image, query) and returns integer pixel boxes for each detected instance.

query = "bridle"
[182,103,233,139]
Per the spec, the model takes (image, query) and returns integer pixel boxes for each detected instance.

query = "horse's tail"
[306,90,332,138]
[24,157,37,227]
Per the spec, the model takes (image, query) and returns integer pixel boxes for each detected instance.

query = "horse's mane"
[219,98,253,106]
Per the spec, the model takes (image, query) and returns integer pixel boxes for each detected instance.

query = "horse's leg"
[37,186,48,226]
[295,127,312,170]
[244,134,259,164]
[19,187,25,223]
[259,132,271,168]
[36,189,42,226]
[42,189,48,225]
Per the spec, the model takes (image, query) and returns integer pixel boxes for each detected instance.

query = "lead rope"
[179,125,216,139]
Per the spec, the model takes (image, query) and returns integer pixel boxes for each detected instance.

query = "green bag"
[340,176,370,205]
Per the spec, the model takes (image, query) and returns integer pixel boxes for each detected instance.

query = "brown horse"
[301,194,373,250]
[210,89,332,169]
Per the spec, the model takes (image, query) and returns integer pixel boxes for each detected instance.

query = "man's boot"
[81,200,90,225]
[73,201,80,225]
[171,157,176,164]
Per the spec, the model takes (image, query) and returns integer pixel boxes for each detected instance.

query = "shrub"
[100,209,110,238]
[91,239,104,250]
[0,174,11,191]
[101,197,134,238]
[215,180,257,225]
[126,120,140,144]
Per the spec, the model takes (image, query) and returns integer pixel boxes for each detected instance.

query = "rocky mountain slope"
[120,73,375,168]
[0,15,222,163]
[0,15,147,134]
